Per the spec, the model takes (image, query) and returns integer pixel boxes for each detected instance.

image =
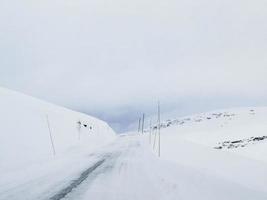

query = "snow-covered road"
[1,134,267,200]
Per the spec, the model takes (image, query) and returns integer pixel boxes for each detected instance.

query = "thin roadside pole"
[77,120,81,140]
[153,123,157,150]
[142,113,145,134]
[46,114,56,156]
[158,101,161,157]
[138,118,141,132]
[149,119,152,144]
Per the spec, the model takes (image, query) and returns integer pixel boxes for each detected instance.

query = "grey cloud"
[0,0,266,132]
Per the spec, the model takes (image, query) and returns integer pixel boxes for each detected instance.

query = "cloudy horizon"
[1,0,266,132]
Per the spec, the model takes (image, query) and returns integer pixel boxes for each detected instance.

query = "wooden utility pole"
[158,101,161,157]
[142,113,145,134]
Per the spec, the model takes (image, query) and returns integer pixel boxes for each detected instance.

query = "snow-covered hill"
[0,87,116,174]
[1,99,267,199]
[154,107,267,159]
[149,107,267,194]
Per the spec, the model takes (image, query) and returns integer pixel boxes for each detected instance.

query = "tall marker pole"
[142,113,145,134]
[46,115,56,156]
[149,119,152,144]
[158,101,161,157]
[153,127,157,150]
[138,118,141,133]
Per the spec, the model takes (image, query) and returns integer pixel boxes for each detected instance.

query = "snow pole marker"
[138,118,141,133]
[158,101,161,157]
[149,119,152,144]
[153,124,157,150]
[142,113,145,134]
[77,120,81,140]
[46,114,56,156]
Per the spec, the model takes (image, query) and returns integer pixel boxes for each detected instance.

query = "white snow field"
[151,107,267,197]
[0,87,267,200]
[0,87,116,198]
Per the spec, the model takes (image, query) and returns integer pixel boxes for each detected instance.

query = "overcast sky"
[0,0,267,132]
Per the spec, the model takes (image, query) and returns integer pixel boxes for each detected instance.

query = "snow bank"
[0,87,116,173]
[149,107,267,194]
[155,107,267,149]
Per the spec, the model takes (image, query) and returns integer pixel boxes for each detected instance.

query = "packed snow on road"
[1,87,267,200]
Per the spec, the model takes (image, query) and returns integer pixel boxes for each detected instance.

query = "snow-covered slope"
[155,107,267,159]
[1,100,267,199]
[0,87,116,173]
[149,107,267,194]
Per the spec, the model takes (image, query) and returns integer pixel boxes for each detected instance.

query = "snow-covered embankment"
[0,87,116,173]
[150,108,267,195]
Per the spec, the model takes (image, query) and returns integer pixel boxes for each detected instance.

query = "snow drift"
[150,107,267,194]
[0,87,116,173]
[155,107,267,159]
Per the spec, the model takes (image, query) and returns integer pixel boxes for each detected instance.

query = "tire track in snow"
[49,158,106,200]
[48,137,139,200]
